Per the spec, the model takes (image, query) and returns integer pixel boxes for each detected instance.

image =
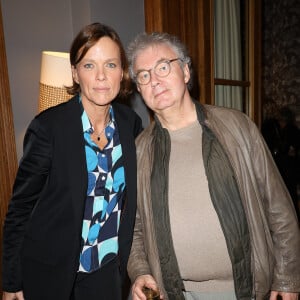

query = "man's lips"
[154,88,168,98]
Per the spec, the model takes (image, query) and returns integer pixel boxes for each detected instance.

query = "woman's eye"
[106,62,117,68]
[83,63,94,69]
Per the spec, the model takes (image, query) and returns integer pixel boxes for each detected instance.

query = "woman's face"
[72,37,123,107]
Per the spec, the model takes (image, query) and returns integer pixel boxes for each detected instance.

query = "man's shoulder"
[204,104,252,127]
[136,122,155,143]
[204,104,247,118]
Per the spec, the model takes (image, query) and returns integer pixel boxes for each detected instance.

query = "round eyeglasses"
[135,58,182,85]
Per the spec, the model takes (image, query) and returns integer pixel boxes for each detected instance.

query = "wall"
[1,0,147,160]
[262,0,300,124]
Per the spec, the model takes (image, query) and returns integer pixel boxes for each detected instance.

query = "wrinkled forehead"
[134,44,177,70]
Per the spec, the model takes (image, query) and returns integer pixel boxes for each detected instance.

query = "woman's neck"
[82,99,111,129]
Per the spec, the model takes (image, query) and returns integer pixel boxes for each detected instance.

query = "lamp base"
[38,82,72,112]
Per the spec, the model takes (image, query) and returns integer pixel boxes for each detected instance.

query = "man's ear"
[183,63,190,84]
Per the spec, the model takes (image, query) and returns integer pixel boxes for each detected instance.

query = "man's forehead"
[135,44,176,66]
[142,44,174,56]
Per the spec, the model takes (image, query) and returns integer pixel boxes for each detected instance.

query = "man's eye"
[159,63,168,71]
[142,72,149,79]
[137,72,149,81]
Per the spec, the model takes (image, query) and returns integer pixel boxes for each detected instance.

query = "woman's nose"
[96,66,106,80]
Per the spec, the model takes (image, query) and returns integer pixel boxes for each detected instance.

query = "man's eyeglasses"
[135,58,182,85]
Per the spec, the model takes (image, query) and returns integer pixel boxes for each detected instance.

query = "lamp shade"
[38,51,73,112]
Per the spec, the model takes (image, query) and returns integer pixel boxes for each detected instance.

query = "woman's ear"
[72,66,79,84]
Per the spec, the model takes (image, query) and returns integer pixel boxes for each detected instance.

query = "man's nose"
[149,70,160,87]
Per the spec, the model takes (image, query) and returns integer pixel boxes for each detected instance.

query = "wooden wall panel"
[0,1,18,293]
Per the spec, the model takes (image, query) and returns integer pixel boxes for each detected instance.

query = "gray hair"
[127,32,193,89]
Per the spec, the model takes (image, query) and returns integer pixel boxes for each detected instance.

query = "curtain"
[214,0,243,110]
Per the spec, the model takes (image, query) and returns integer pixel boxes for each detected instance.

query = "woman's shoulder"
[112,101,143,128]
[112,101,139,117]
[36,96,79,120]
[29,96,80,135]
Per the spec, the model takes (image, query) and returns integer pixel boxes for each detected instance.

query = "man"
[126,32,300,300]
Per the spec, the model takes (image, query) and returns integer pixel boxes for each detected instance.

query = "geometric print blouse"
[78,104,125,273]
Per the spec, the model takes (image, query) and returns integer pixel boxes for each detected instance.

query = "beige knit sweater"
[168,121,234,292]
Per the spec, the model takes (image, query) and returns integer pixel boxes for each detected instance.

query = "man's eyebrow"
[136,58,169,72]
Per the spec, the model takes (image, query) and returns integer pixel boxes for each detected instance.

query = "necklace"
[93,119,111,141]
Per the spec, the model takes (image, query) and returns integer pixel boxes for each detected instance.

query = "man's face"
[133,44,190,114]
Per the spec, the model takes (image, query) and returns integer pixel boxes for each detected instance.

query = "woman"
[2,22,142,300]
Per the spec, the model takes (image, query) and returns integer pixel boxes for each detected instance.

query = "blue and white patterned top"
[78,103,125,273]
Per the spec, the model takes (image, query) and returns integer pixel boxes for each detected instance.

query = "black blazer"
[2,96,142,299]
